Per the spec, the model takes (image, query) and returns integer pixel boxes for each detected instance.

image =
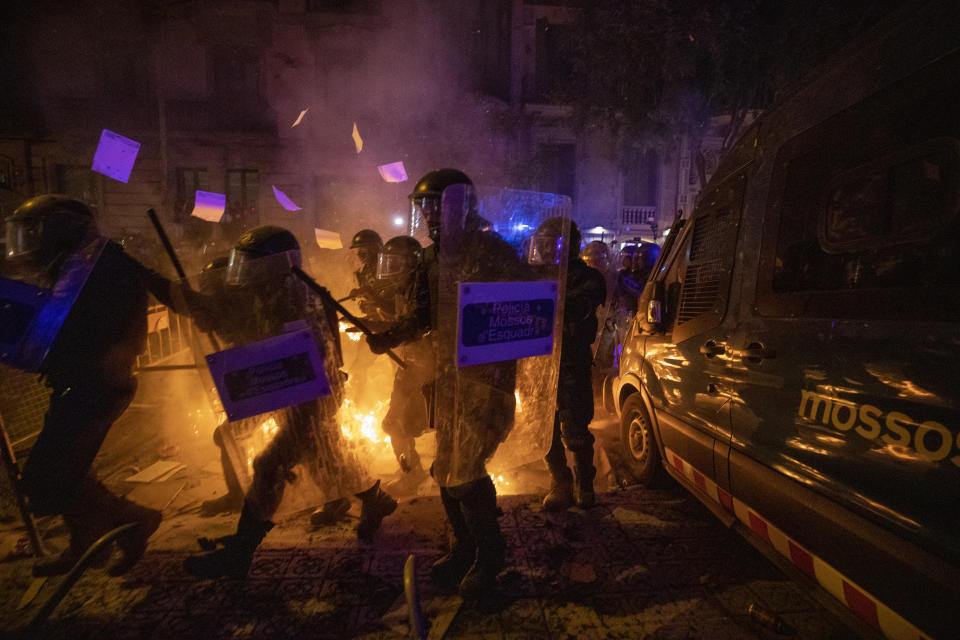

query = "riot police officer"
[533,219,607,510]
[3,195,162,577]
[183,226,396,579]
[348,228,392,320]
[376,235,432,494]
[367,169,520,599]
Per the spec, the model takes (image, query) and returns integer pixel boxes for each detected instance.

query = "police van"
[610,2,959,638]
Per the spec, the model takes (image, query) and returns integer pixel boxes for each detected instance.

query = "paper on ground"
[272,185,301,211]
[292,108,308,127]
[91,129,140,183]
[17,578,45,610]
[153,463,186,483]
[190,190,226,222]
[378,161,407,183]
[126,460,184,483]
[352,122,363,153]
[314,228,342,249]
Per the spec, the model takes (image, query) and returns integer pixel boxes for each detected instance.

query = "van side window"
[758,50,960,319]
[772,141,959,293]
[672,172,745,342]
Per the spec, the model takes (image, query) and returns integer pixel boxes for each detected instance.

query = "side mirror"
[646,299,662,324]
[645,280,665,327]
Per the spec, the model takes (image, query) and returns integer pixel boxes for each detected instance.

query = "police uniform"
[5,195,162,577]
[543,254,607,509]
[368,170,521,599]
[184,227,395,580]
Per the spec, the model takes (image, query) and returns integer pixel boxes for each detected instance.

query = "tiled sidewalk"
[0,486,856,639]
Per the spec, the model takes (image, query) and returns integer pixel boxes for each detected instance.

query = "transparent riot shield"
[171,250,365,498]
[431,183,569,487]
[0,235,108,372]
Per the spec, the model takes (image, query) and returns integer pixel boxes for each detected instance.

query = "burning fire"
[338,397,392,450]
[339,321,362,342]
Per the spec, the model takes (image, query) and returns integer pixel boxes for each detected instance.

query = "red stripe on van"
[748,512,769,542]
[788,541,815,578]
[672,454,684,473]
[717,488,733,512]
[842,581,879,629]
[692,469,706,491]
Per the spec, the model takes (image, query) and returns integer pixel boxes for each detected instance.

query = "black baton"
[147,209,186,278]
[291,266,407,369]
[146,209,221,351]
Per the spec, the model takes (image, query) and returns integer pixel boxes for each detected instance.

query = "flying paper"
[191,190,226,222]
[314,228,342,249]
[352,122,363,153]
[292,108,309,127]
[91,129,140,183]
[272,185,301,211]
[378,161,407,183]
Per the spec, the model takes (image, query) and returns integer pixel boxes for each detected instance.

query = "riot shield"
[171,250,363,498]
[0,235,108,372]
[431,183,569,487]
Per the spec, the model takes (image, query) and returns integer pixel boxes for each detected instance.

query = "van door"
[729,50,960,635]
[643,173,745,483]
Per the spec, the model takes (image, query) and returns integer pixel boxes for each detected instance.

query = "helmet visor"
[376,252,413,280]
[527,231,565,265]
[224,249,300,286]
[410,196,441,236]
[4,218,43,261]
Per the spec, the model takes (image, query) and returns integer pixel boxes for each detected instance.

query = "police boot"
[32,511,111,577]
[103,493,163,576]
[184,505,273,579]
[355,480,398,541]
[572,448,597,509]
[431,487,476,591]
[202,431,245,516]
[458,477,506,600]
[542,439,574,512]
[309,497,351,528]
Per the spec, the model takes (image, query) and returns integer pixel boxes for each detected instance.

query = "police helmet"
[409,168,475,242]
[582,241,611,271]
[226,225,301,286]
[350,229,382,250]
[5,195,94,265]
[528,217,580,265]
[377,235,421,281]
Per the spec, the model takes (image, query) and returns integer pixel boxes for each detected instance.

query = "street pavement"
[0,473,861,639]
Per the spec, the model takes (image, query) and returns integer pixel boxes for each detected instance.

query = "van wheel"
[620,393,662,486]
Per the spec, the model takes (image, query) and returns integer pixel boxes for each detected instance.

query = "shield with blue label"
[429,182,570,487]
[172,250,346,491]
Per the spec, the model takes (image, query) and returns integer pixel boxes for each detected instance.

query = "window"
[673,172,745,342]
[173,168,209,223]
[757,49,960,319]
[212,48,272,131]
[535,19,574,103]
[623,148,659,207]
[223,169,259,240]
[470,0,511,101]
[537,143,576,199]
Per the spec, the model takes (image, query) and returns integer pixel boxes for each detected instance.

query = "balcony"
[620,205,656,226]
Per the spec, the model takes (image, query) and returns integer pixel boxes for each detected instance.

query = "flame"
[339,321,362,342]
[338,397,392,451]
[515,389,522,413]
[260,416,279,437]
[490,473,511,492]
